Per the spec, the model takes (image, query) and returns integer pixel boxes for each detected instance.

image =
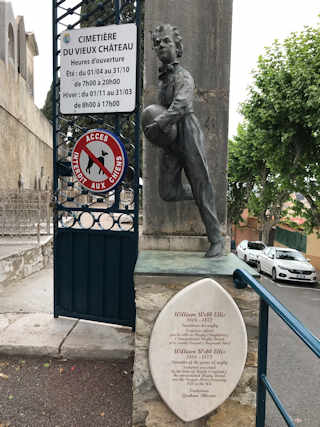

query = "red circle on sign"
[71,129,127,193]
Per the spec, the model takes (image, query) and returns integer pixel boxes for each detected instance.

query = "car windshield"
[247,242,265,250]
[276,250,306,262]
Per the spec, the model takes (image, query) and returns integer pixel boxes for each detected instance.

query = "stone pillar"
[132,252,258,426]
[142,0,233,251]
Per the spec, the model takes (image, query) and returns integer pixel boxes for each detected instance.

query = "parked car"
[257,247,317,283]
[236,240,266,265]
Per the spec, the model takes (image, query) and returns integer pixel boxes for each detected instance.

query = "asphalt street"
[254,270,320,427]
[0,355,133,427]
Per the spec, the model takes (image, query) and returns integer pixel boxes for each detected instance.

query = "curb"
[0,313,134,360]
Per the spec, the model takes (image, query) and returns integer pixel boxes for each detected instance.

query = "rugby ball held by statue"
[142,104,177,148]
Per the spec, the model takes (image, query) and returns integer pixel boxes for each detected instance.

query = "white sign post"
[60,23,137,114]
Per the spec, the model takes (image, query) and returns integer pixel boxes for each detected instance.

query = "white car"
[236,240,266,265]
[257,247,317,284]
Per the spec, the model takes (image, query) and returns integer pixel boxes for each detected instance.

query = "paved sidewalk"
[0,266,134,360]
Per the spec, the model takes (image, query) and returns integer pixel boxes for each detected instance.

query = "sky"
[10,0,320,138]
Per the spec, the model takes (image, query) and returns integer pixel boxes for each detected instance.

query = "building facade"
[0,1,52,191]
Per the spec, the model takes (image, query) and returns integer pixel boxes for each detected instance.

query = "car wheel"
[257,262,262,274]
[272,268,277,282]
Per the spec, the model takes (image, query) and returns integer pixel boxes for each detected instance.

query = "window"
[8,23,15,62]
[248,242,265,250]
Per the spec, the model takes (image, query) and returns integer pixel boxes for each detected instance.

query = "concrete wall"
[305,232,320,269]
[143,0,233,239]
[0,1,52,191]
[0,2,16,70]
[0,59,52,190]
[232,225,259,248]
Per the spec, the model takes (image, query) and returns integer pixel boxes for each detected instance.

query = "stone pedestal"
[132,251,259,426]
[142,0,233,251]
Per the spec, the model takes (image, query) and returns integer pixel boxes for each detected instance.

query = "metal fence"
[233,268,320,427]
[0,190,52,240]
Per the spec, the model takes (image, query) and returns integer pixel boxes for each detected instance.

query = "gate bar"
[256,298,269,427]
[233,268,320,426]
[233,269,320,356]
[261,375,295,427]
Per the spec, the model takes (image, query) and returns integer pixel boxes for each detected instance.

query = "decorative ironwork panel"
[53,0,141,233]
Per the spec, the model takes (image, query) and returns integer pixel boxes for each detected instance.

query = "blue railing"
[233,268,320,427]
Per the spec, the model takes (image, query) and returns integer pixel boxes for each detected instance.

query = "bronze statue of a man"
[143,24,223,257]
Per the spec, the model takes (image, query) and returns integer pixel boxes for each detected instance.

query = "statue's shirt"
[155,64,195,134]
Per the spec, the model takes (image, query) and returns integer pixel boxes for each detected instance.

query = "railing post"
[256,298,269,427]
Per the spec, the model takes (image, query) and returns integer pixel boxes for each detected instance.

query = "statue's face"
[153,29,177,64]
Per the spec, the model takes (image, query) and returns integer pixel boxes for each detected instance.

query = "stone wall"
[0,1,52,191]
[133,274,258,426]
[0,237,52,285]
[0,59,52,190]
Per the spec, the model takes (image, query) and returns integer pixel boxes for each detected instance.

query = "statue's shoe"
[205,240,224,258]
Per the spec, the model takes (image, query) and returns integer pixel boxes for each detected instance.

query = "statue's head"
[151,24,183,64]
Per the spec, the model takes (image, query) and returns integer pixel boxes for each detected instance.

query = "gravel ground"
[0,356,133,427]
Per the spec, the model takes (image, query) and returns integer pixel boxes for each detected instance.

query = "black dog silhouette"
[86,150,108,174]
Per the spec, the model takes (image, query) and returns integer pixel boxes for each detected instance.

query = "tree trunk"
[261,221,274,245]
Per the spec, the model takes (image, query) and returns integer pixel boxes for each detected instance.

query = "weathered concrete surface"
[0,267,134,360]
[134,251,258,277]
[0,1,52,191]
[0,313,75,357]
[61,320,134,360]
[140,234,232,254]
[143,0,233,243]
[133,251,258,426]
[0,57,52,190]
[0,236,52,285]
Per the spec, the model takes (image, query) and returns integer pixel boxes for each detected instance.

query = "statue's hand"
[144,121,160,141]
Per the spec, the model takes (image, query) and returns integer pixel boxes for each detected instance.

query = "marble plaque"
[149,278,247,422]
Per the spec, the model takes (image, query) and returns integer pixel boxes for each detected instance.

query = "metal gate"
[52,0,142,328]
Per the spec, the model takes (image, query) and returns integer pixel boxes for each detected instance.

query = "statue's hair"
[151,24,183,58]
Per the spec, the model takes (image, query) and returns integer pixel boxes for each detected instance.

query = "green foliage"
[228,123,290,243]
[41,82,53,121]
[233,22,320,234]
[81,0,115,28]
[227,124,255,225]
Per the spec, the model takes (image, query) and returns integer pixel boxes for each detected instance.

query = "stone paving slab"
[61,320,134,360]
[0,313,76,357]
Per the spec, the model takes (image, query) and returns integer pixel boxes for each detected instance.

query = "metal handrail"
[233,268,320,427]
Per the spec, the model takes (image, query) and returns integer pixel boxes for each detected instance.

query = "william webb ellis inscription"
[142,24,223,257]
[149,278,247,422]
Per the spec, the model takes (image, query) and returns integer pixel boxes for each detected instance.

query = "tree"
[228,123,290,244]
[227,124,255,228]
[239,23,320,234]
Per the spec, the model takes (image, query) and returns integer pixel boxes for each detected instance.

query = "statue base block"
[140,234,231,255]
[133,251,259,426]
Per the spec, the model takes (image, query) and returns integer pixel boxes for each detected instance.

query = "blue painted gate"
[52,0,142,328]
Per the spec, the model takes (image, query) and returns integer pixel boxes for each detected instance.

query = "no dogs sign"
[71,129,127,192]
